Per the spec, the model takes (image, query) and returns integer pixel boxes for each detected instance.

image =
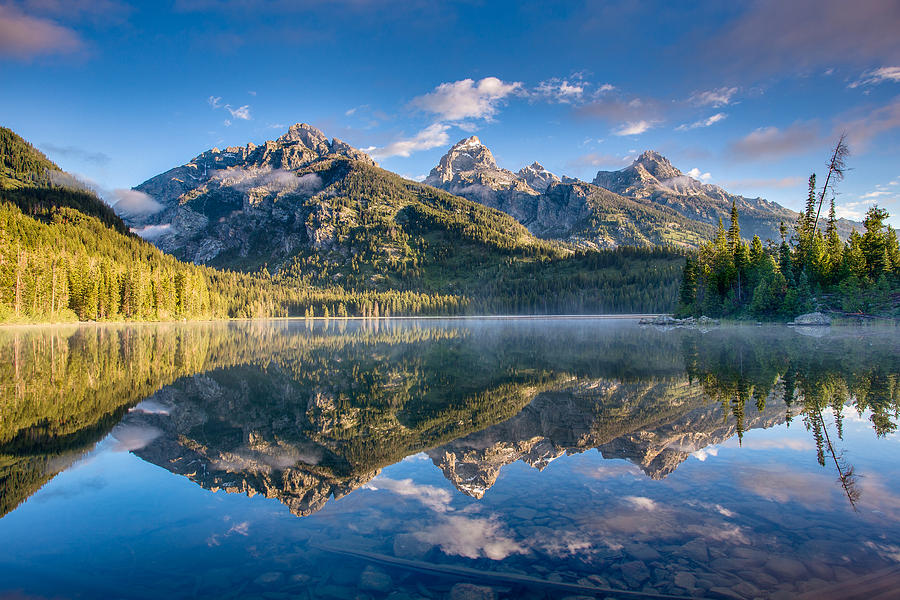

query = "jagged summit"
[453,135,484,150]
[630,150,682,181]
[517,161,561,192]
[424,136,503,186]
[275,122,332,153]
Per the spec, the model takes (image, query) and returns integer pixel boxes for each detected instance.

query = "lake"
[1,318,899,600]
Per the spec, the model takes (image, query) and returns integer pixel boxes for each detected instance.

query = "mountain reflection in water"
[1,319,898,599]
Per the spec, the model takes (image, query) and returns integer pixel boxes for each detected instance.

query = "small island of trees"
[677,137,900,320]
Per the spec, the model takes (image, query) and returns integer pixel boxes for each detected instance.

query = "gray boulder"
[790,312,831,326]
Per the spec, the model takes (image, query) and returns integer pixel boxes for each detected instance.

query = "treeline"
[677,196,900,319]
[0,203,467,322]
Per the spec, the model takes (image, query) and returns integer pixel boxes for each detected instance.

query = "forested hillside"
[0,126,685,322]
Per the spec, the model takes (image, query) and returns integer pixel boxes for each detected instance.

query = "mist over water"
[1,319,898,599]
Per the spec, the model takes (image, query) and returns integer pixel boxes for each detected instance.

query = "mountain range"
[125,124,857,271]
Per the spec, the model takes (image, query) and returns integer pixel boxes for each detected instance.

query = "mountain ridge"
[424,137,859,245]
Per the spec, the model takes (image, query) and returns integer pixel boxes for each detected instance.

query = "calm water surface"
[1,319,898,600]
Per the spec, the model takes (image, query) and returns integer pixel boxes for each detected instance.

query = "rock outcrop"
[424,138,716,249]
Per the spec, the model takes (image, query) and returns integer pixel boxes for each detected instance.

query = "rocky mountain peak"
[631,150,682,180]
[277,123,329,149]
[516,161,561,192]
[424,136,501,186]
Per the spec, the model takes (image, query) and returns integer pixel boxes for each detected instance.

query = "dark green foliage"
[677,179,900,320]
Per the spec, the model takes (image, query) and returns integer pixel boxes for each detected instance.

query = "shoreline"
[0,314,670,328]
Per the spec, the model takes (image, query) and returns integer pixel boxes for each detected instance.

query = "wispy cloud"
[676,112,727,131]
[613,120,652,136]
[566,152,634,170]
[849,66,900,88]
[839,98,900,148]
[39,142,110,166]
[720,176,806,190]
[226,104,251,120]
[365,123,450,159]
[412,77,523,121]
[208,95,251,123]
[728,122,821,160]
[534,77,585,104]
[689,87,738,107]
[0,4,83,59]
[706,0,900,76]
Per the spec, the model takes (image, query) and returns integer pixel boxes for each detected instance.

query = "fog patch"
[110,425,162,452]
[210,167,322,195]
[129,399,171,415]
[132,223,173,241]
[49,170,98,194]
[111,189,164,217]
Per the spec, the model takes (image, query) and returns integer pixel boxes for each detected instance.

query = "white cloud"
[535,78,585,103]
[131,223,173,241]
[692,446,719,461]
[110,424,161,452]
[689,87,738,107]
[598,83,616,93]
[849,66,900,88]
[624,496,658,511]
[129,399,171,415]
[415,515,525,560]
[225,104,251,120]
[412,77,523,121]
[687,167,712,181]
[210,167,322,194]
[366,123,450,159]
[110,189,164,216]
[836,199,877,220]
[208,96,251,121]
[676,112,727,131]
[613,120,652,136]
[364,477,453,512]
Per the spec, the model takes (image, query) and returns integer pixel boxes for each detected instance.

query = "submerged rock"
[358,565,392,592]
[448,583,496,600]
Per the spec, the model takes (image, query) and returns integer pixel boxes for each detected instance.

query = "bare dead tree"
[813,133,850,229]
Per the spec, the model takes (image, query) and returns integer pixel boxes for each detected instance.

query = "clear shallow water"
[0,319,898,600]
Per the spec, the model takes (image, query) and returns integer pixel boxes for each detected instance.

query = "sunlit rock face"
[120,123,378,268]
[423,138,720,249]
[592,151,857,243]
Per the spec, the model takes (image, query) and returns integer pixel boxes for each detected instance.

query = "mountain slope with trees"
[0,125,686,321]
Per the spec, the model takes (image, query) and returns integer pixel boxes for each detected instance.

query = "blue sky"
[2,0,899,224]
